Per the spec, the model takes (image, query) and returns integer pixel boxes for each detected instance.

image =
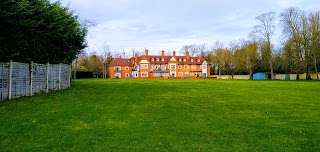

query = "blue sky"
[52,0,319,55]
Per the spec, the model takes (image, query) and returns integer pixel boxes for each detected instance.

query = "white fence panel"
[0,61,71,101]
[0,63,10,101]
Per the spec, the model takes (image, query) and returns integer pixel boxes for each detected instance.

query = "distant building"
[108,50,210,78]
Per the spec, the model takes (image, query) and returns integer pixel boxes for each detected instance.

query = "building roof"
[110,52,206,66]
[109,58,132,66]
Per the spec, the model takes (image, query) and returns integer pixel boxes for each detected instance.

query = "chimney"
[162,50,165,56]
[135,53,138,62]
[173,51,176,57]
[186,51,189,59]
[145,49,149,56]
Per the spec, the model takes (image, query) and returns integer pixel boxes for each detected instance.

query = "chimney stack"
[173,51,176,57]
[162,50,165,56]
[186,51,189,59]
[145,49,149,56]
[135,53,138,62]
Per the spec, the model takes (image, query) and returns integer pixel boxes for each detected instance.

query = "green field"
[1,79,320,151]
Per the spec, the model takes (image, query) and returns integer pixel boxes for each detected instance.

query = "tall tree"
[0,0,87,63]
[251,12,276,79]
[309,11,320,80]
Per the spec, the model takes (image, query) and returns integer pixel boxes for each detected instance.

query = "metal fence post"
[8,60,12,100]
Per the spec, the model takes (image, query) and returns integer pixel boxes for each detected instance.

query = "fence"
[0,60,71,101]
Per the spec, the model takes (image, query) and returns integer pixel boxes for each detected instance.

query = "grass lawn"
[1,79,320,151]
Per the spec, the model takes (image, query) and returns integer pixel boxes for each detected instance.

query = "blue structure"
[253,73,265,80]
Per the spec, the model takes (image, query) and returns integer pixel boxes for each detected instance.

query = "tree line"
[182,7,320,80]
[0,0,87,64]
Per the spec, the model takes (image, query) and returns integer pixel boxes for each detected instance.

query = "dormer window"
[191,59,193,62]
[157,58,159,61]
[179,59,181,61]
[161,58,164,61]
[197,59,200,62]
[183,59,186,62]
[151,58,154,61]
[128,60,130,62]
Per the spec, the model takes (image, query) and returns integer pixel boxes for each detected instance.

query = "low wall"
[233,75,250,80]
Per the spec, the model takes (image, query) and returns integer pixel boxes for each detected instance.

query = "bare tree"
[309,11,320,80]
[100,42,111,79]
[251,12,276,79]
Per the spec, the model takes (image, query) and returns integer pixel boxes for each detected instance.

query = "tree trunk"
[314,56,319,80]
[249,68,253,80]
[219,66,221,79]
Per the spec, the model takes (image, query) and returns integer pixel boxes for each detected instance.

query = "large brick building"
[108,50,210,78]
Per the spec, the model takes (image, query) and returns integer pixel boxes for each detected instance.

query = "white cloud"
[50,0,320,56]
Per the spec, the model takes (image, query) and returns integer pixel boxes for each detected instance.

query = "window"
[141,64,148,69]
[197,59,200,62]
[125,73,129,77]
[141,72,148,77]
[191,65,196,69]
[184,65,188,69]
[200,65,202,69]
[161,65,166,70]
[183,59,186,62]
[150,65,154,71]
[178,72,183,76]
[179,58,182,61]
[151,58,154,61]
[157,58,159,61]
[161,58,164,61]
[115,73,121,78]
[114,66,121,72]
[128,60,130,62]
[203,65,207,69]
[163,73,169,76]
[125,66,129,70]
[170,64,176,69]
[178,65,182,69]
[184,72,189,77]
[191,59,193,62]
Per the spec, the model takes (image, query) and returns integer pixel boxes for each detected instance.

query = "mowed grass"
[1,79,320,151]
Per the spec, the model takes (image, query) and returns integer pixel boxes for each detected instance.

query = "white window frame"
[151,58,154,61]
[178,65,182,69]
[161,58,164,61]
[183,59,186,62]
[161,65,166,70]
[191,59,193,62]
[184,65,188,69]
[157,58,159,61]
[203,65,207,69]
[178,72,183,76]
[197,59,200,62]
[141,72,148,77]
[141,64,148,69]
[184,72,189,77]
[115,73,121,78]
[170,64,176,69]
[125,73,129,77]
[125,66,129,70]
[191,65,196,69]
[114,66,121,72]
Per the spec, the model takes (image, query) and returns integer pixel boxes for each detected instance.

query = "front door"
[170,72,176,77]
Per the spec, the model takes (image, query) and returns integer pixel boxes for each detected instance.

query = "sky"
[51,0,319,56]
